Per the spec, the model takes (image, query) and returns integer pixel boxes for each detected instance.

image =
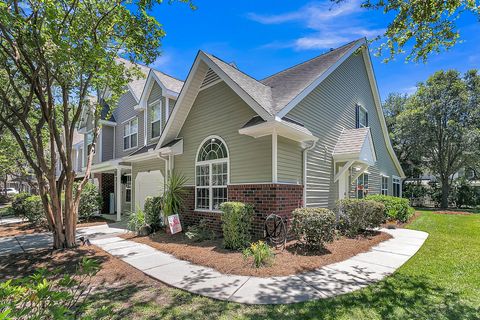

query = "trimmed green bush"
[11,192,30,217]
[75,182,102,221]
[185,219,216,242]
[220,202,253,250]
[336,199,385,237]
[366,194,415,222]
[243,240,274,268]
[291,208,337,250]
[22,195,46,226]
[144,196,163,230]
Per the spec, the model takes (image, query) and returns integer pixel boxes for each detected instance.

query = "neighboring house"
[78,58,184,219]
[79,38,405,233]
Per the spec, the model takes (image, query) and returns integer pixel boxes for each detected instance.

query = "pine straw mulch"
[431,210,473,216]
[0,216,114,238]
[120,230,391,277]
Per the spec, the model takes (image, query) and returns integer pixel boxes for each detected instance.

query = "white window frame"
[123,117,138,151]
[195,135,230,212]
[356,172,369,199]
[393,175,401,197]
[358,105,368,128]
[381,175,388,195]
[150,99,162,139]
[124,174,132,203]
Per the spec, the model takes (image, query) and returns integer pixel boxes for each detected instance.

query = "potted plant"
[162,170,188,234]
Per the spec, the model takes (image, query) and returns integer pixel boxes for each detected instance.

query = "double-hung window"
[393,176,401,197]
[356,173,369,199]
[151,100,161,139]
[195,137,229,211]
[356,104,368,128]
[123,118,138,150]
[381,176,388,195]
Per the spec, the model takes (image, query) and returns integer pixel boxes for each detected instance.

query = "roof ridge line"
[117,56,184,83]
[260,38,364,82]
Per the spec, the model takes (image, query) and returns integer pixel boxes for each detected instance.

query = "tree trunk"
[63,172,78,248]
[441,179,450,209]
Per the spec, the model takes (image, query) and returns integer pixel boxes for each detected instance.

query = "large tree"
[0,0,191,249]
[397,70,480,208]
[383,93,423,180]
[333,0,480,62]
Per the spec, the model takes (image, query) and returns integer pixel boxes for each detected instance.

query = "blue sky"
[148,0,480,100]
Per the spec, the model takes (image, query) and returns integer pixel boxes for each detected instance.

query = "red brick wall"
[179,184,303,238]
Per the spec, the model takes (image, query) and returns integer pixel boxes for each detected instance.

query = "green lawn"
[86,211,480,319]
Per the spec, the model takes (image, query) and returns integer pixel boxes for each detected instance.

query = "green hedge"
[336,199,385,237]
[220,202,253,250]
[291,208,336,250]
[74,182,102,221]
[366,194,415,222]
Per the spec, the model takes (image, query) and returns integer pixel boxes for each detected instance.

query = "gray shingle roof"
[116,57,184,101]
[202,39,363,117]
[333,127,369,156]
[203,53,275,115]
[261,39,363,113]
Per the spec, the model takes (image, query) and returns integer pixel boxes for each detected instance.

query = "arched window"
[195,136,229,210]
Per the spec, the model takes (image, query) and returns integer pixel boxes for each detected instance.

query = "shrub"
[291,208,336,250]
[336,199,385,237]
[0,258,102,319]
[144,196,163,230]
[243,240,274,268]
[22,195,46,226]
[11,192,30,217]
[220,202,253,250]
[185,219,216,242]
[127,207,149,235]
[366,194,415,222]
[0,193,11,204]
[74,182,102,221]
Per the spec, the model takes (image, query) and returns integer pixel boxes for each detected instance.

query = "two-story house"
[78,58,183,220]
[79,38,405,233]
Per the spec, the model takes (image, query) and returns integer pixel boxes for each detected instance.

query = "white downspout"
[272,129,278,183]
[302,140,317,207]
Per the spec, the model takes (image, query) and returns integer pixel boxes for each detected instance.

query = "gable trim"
[360,48,405,178]
[276,39,365,119]
[156,51,273,149]
[136,70,179,111]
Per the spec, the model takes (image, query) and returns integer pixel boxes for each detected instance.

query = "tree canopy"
[333,0,480,62]
[386,70,480,208]
[0,0,192,248]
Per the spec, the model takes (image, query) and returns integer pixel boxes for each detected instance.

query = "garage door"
[135,170,164,210]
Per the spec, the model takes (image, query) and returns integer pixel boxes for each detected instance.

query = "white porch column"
[338,172,347,200]
[116,168,122,221]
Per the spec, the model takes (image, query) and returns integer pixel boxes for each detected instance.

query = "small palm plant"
[162,170,188,217]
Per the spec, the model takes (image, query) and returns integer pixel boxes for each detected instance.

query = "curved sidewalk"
[90,227,428,305]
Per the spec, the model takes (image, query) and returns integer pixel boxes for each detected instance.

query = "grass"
[82,211,480,319]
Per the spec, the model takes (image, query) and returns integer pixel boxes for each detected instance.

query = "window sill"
[123,146,138,152]
[194,209,222,214]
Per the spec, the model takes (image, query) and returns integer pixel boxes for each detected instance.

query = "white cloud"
[150,53,172,70]
[247,1,384,50]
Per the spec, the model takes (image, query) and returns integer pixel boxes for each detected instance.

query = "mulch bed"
[382,211,422,229]
[121,231,391,277]
[0,245,161,288]
[0,216,114,238]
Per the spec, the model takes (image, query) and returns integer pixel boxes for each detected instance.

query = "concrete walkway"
[0,221,428,304]
[89,227,428,305]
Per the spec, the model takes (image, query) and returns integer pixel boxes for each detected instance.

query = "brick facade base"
[179,184,303,238]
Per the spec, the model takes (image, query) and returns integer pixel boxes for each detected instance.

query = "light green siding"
[174,81,272,185]
[277,136,303,184]
[287,53,401,208]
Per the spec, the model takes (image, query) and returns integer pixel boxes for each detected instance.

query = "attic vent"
[200,68,221,88]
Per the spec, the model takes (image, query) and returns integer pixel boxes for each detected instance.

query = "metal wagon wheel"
[264,214,287,250]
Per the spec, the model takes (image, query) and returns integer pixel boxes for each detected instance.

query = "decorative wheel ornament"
[264,214,287,250]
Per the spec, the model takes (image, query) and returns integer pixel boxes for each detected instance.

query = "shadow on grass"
[85,273,479,320]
